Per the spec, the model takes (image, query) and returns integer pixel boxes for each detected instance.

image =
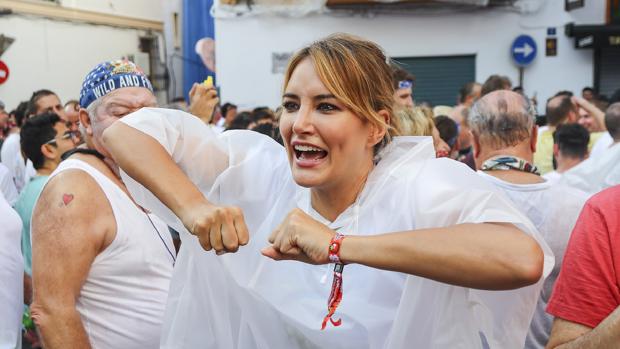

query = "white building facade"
[214,0,613,112]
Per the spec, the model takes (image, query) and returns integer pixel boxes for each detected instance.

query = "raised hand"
[261,208,336,264]
[188,83,219,124]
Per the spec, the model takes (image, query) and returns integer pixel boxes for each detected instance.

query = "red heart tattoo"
[63,194,74,206]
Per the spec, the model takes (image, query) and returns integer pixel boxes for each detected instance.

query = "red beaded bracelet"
[328,233,345,264]
[322,233,346,330]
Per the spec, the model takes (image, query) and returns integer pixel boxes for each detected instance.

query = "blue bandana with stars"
[79,60,153,108]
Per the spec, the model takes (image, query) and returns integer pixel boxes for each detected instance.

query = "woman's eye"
[282,101,299,112]
[317,103,338,112]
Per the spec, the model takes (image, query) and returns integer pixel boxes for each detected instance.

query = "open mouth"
[293,144,328,161]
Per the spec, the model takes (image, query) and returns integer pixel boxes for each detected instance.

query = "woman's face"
[280,58,378,190]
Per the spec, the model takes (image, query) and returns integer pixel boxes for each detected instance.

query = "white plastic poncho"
[119,108,553,349]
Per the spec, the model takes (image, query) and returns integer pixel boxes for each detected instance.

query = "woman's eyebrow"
[282,93,299,99]
[282,93,336,100]
[313,94,336,101]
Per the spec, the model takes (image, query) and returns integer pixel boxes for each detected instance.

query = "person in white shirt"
[102,34,552,349]
[467,90,588,349]
[560,103,620,195]
[543,124,590,184]
[588,132,613,159]
[0,91,65,194]
[1,115,35,193]
[0,190,23,349]
[0,163,18,206]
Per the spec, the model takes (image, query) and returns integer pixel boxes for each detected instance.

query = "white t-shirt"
[542,170,561,185]
[0,133,35,193]
[477,171,587,349]
[589,132,613,159]
[0,163,18,206]
[561,142,620,195]
[0,190,23,349]
[119,108,554,349]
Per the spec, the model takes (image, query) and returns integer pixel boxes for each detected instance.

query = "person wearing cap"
[30,60,175,349]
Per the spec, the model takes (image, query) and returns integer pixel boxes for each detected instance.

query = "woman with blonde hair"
[102,34,551,348]
[394,107,432,136]
[396,106,451,157]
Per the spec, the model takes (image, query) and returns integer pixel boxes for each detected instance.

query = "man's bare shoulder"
[33,169,115,251]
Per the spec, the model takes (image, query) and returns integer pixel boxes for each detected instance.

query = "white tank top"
[49,159,174,349]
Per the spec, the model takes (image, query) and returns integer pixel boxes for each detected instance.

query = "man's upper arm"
[31,170,112,309]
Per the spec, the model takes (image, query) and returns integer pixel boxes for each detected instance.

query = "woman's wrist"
[337,235,362,265]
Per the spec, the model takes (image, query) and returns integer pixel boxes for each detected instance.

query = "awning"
[566,23,620,49]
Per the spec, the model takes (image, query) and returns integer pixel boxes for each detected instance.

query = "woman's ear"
[368,110,389,147]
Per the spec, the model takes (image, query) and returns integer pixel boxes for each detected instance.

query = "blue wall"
[182,0,216,99]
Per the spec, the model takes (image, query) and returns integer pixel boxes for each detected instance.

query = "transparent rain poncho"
[118,108,553,349]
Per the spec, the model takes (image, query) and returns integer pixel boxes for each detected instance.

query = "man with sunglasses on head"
[391,66,415,108]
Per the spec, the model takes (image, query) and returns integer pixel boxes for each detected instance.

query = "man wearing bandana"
[469,90,588,349]
[30,60,175,349]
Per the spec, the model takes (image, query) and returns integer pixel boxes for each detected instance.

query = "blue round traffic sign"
[511,35,537,66]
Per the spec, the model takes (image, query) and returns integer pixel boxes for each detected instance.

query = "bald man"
[468,90,588,349]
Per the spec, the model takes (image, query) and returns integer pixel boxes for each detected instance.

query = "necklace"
[144,210,177,266]
[481,155,540,175]
[61,148,105,161]
[62,147,176,265]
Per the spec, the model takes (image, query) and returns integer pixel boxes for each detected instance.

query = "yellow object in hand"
[203,76,213,87]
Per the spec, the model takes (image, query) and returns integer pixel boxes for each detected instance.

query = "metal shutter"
[393,55,476,107]
[598,47,620,99]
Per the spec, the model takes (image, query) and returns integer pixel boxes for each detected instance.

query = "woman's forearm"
[340,223,543,290]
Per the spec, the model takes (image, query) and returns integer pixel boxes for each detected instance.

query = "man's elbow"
[30,297,73,332]
[30,298,53,331]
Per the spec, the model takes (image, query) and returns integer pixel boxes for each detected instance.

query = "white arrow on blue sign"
[511,35,537,66]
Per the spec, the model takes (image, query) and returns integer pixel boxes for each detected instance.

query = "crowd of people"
[0,33,619,349]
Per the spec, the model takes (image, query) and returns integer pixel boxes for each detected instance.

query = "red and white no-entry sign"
[0,60,9,85]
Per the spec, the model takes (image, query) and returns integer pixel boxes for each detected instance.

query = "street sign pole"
[511,35,537,89]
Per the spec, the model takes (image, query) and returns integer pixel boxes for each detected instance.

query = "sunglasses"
[44,130,79,145]
[398,80,413,89]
